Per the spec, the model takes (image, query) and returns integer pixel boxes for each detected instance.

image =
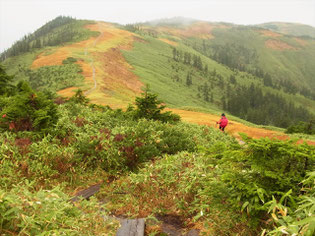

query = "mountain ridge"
[257,21,315,38]
[1,16,314,129]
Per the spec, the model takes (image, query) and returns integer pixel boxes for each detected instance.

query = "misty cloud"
[1,0,314,52]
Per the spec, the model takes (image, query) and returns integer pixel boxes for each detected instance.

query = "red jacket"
[219,117,228,127]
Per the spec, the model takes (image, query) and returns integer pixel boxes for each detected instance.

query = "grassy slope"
[123,34,259,109]
[2,19,99,87]
[2,20,314,133]
[210,26,315,111]
[258,22,315,38]
[142,21,315,91]
[123,37,222,110]
[123,30,315,116]
[2,50,40,83]
[204,26,315,90]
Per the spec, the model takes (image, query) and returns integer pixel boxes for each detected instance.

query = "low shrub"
[103,151,254,235]
[219,136,314,216]
[62,57,78,64]
[128,89,180,123]
[0,82,58,133]
[0,183,119,235]
[265,171,315,236]
[286,120,315,135]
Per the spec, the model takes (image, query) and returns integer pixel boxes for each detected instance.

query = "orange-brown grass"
[31,48,70,68]
[57,60,94,97]
[97,48,142,94]
[32,21,143,107]
[159,38,178,46]
[31,22,114,69]
[295,37,308,46]
[156,22,228,39]
[31,29,100,69]
[168,108,315,145]
[259,30,282,37]
[77,22,143,107]
[57,87,80,97]
[265,39,296,50]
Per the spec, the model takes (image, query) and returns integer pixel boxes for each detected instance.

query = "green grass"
[2,54,85,92]
[2,19,99,85]
[29,63,85,91]
[209,25,315,90]
[2,50,42,82]
[1,92,313,235]
[123,36,232,110]
[123,32,315,124]
[258,22,315,38]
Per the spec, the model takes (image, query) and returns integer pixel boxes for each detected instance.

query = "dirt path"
[83,59,96,96]
[169,108,315,145]
[83,25,104,96]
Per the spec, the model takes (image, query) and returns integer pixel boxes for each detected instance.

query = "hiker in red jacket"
[217,113,228,132]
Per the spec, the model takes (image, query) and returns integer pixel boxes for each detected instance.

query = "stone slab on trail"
[157,214,199,236]
[116,218,145,236]
[70,183,101,202]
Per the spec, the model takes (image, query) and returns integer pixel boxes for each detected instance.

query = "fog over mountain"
[1,0,315,52]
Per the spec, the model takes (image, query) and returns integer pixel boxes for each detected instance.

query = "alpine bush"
[0,82,58,132]
[219,136,315,216]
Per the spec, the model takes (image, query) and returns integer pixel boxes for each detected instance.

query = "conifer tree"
[0,64,14,96]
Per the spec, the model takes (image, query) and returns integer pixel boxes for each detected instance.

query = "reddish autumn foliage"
[114,133,125,142]
[73,117,87,127]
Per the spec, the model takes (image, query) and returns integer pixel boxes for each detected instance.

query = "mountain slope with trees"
[0,16,99,60]
[0,66,314,235]
[1,17,315,235]
[258,22,315,38]
[1,17,314,130]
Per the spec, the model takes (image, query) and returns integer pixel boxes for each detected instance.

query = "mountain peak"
[143,16,198,26]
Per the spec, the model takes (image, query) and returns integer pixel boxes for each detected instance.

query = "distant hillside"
[136,20,315,94]
[258,22,315,38]
[144,16,198,27]
[0,16,98,60]
[1,17,314,129]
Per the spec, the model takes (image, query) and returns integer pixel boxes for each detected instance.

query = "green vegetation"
[226,83,313,128]
[185,25,315,95]
[0,16,99,60]
[286,120,315,135]
[102,137,314,235]
[259,22,315,38]
[0,66,58,132]
[28,62,84,92]
[123,34,314,128]
[0,64,15,96]
[1,66,314,235]
[2,54,84,93]
[1,185,118,235]
[128,87,180,123]
[122,36,231,110]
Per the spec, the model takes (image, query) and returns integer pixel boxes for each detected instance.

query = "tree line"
[170,46,314,128]
[186,39,315,100]
[226,83,313,128]
[0,16,96,61]
[172,47,205,71]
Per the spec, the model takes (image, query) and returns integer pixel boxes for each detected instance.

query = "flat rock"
[70,183,101,202]
[116,218,145,236]
[185,229,200,236]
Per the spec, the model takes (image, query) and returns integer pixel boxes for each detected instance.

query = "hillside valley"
[1,17,315,130]
[1,16,315,235]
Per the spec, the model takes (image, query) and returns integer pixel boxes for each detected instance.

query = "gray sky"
[1,0,315,52]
